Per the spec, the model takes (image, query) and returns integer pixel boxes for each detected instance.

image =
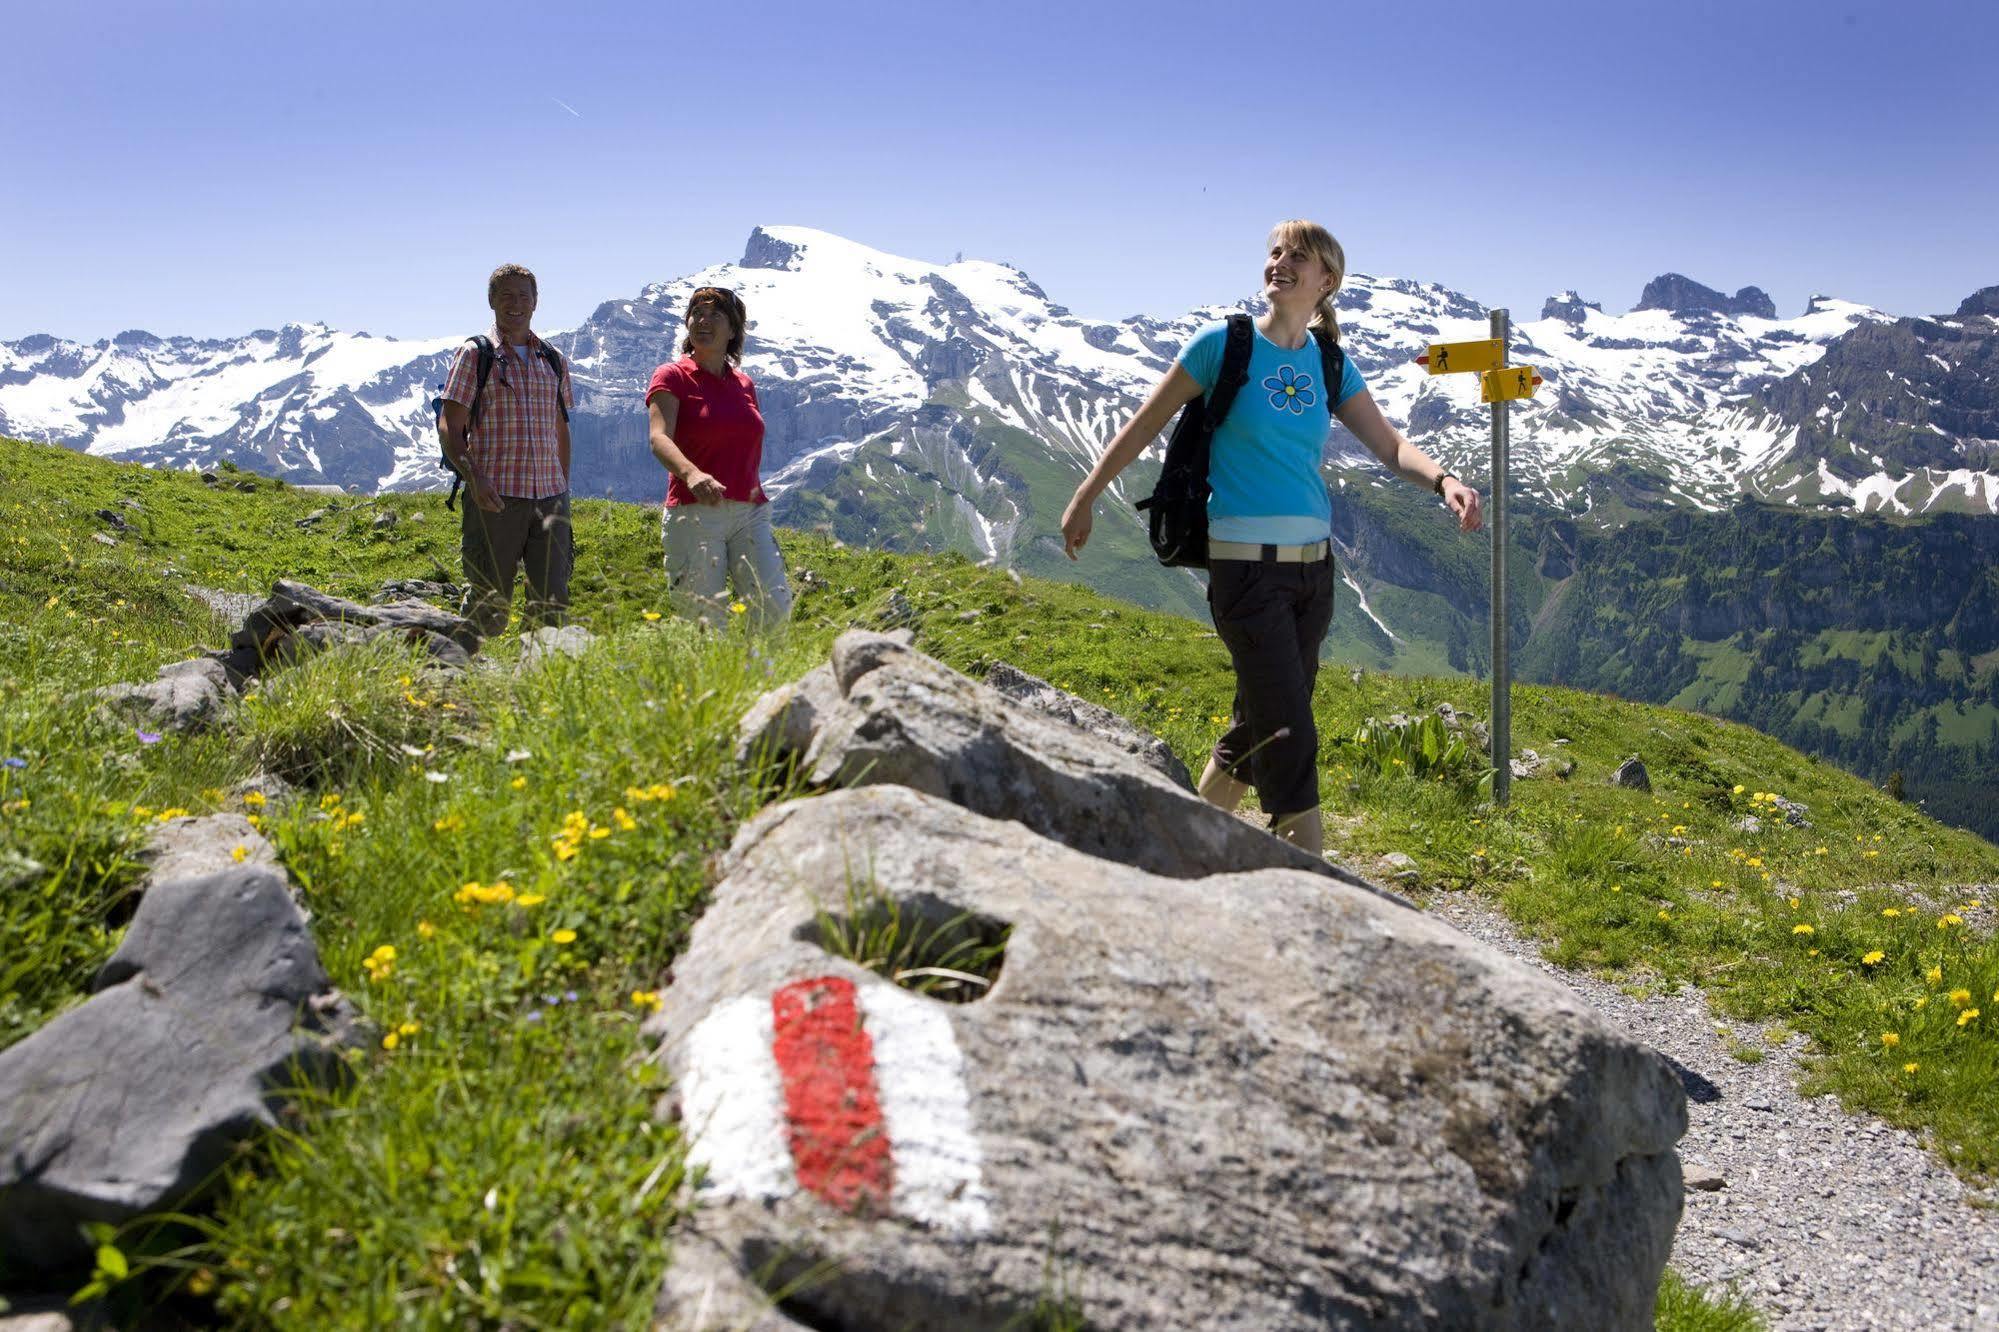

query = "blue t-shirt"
[1176,319,1368,544]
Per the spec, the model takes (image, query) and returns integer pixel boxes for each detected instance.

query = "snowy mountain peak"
[1,229,1992,526]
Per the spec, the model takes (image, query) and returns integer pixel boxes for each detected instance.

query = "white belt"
[1207,539,1331,564]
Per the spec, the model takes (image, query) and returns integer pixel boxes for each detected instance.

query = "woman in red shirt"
[646,286,793,628]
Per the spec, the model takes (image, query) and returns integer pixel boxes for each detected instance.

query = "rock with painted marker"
[647,785,1687,1331]
[797,631,1346,883]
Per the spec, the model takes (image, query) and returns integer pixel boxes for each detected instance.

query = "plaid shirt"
[441,327,573,499]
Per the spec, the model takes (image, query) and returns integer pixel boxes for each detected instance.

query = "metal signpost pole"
[1490,308,1511,806]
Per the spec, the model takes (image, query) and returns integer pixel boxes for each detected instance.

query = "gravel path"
[1424,888,1999,1331]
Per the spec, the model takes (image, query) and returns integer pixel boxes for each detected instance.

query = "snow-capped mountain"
[3,225,1993,533]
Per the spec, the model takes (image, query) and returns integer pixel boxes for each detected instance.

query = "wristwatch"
[1433,472,1456,496]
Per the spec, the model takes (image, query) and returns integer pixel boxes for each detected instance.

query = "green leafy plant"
[813,878,1009,1003]
[1348,711,1493,795]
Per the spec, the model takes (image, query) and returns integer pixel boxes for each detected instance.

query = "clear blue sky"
[6,0,1995,342]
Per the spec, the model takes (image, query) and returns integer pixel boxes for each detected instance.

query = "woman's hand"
[686,470,727,505]
[1060,488,1094,560]
[1442,477,1484,532]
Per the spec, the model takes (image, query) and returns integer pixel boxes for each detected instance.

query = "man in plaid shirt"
[437,263,575,637]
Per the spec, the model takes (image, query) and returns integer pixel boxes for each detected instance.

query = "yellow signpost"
[1412,324,1545,804]
[1417,338,1505,376]
[1480,365,1543,403]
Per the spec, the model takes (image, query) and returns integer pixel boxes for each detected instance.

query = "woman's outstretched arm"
[1334,390,1485,533]
[1061,363,1204,559]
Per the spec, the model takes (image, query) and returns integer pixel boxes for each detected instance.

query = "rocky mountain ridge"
[6,227,1994,532]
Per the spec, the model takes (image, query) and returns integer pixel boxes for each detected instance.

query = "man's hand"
[685,470,727,505]
[1060,488,1094,560]
[469,470,503,513]
[1442,477,1484,533]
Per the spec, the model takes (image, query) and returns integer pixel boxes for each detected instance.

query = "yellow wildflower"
[1732,784,1745,795]
[614,807,637,831]
[242,791,267,809]
[517,893,547,907]
[1957,1008,1980,1028]
[1657,910,1673,923]
[588,825,611,840]
[434,813,464,833]
[1883,908,1901,918]
[1904,1062,1920,1074]
[1880,1031,1900,1047]
[1938,914,1964,930]
[511,776,527,790]
[1792,924,1815,936]
[631,990,663,1012]
[362,945,396,983]
[1862,950,1885,966]
[231,844,248,863]
[552,928,577,945]
[1949,988,1972,1008]
[381,1031,400,1051]
[417,920,435,940]
[729,601,747,615]
[642,610,662,622]
[1926,966,1943,985]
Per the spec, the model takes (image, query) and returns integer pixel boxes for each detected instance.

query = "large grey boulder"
[92,657,231,735]
[788,631,1348,884]
[981,661,1192,789]
[0,859,361,1273]
[733,663,842,770]
[648,786,1687,1331]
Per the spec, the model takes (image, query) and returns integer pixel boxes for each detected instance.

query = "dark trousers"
[1207,556,1336,819]
[460,492,573,638]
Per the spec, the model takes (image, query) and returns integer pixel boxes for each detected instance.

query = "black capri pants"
[1207,554,1336,820]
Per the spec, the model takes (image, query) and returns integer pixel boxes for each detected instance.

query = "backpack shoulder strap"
[1310,325,1346,417]
[465,336,497,433]
[537,342,570,422]
[1204,313,1256,430]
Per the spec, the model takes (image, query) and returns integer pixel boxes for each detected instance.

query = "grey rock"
[1382,852,1417,871]
[1768,795,1812,828]
[649,786,1687,1331]
[734,664,842,770]
[375,579,461,606]
[90,532,117,547]
[1611,757,1651,792]
[296,507,331,528]
[1683,1164,1726,1191]
[1734,815,1764,835]
[0,865,361,1273]
[874,589,916,629]
[142,812,279,888]
[981,661,1192,789]
[1509,749,1574,780]
[229,579,481,664]
[802,632,1352,884]
[92,656,231,734]
[371,509,398,530]
[517,624,596,668]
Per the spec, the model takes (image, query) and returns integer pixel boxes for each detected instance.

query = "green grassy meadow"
[6,436,1994,1327]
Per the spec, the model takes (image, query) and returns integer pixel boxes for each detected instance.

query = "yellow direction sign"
[1480,365,1543,403]
[1416,338,1504,375]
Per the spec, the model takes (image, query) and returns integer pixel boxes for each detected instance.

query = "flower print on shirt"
[1264,364,1317,415]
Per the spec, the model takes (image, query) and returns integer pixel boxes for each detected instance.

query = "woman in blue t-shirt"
[1060,219,1483,856]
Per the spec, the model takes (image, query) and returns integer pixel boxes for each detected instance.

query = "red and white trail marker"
[678,975,993,1235]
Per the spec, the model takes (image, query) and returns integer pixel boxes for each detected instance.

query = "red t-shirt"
[645,357,767,507]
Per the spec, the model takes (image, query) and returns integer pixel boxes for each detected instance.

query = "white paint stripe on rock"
[680,995,795,1202]
[858,984,993,1235]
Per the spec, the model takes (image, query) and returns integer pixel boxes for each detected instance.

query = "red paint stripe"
[770,976,895,1215]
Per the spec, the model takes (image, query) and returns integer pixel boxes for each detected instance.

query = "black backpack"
[1136,313,1347,568]
[430,336,570,510]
